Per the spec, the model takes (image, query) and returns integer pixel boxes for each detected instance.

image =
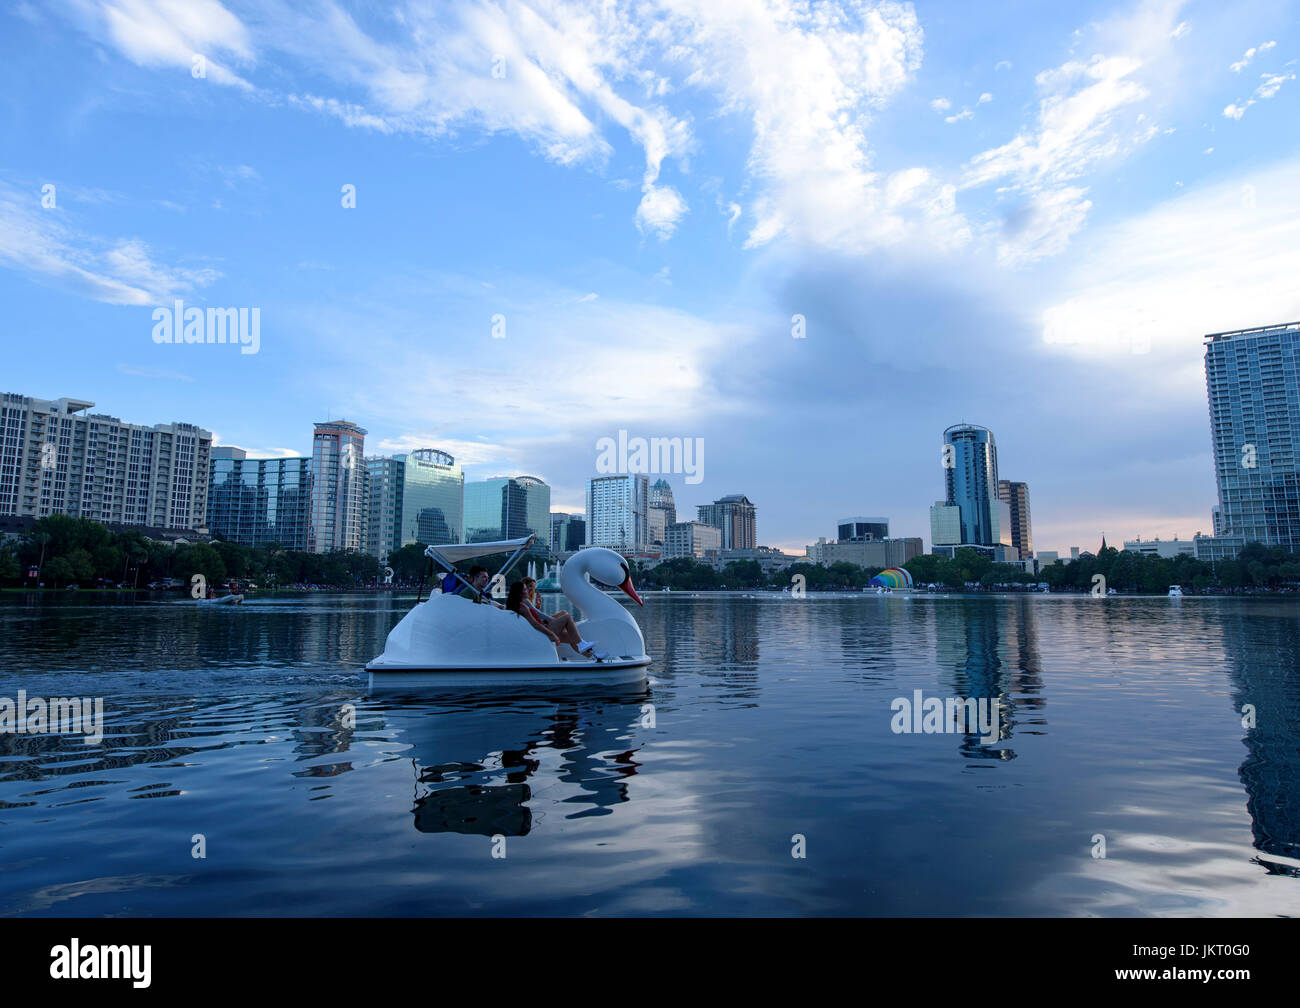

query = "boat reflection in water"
[373,684,651,837]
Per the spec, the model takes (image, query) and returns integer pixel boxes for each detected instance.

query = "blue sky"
[2,0,1299,554]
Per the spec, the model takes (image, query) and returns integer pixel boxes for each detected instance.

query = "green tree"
[0,548,19,583]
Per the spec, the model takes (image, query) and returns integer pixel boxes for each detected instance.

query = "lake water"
[1,591,1298,916]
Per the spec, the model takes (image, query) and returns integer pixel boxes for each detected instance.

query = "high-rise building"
[697,493,757,550]
[514,475,551,549]
[464,475,549,546]
[365,456,404,559]
[310,420,369,553]
[550,512,586,553]
[400,449,464,548]
[664,520,721,559]
[209,446,312,550]
[649,478,676,538]
[0,394,212,532]
[940,424,1000,546]
[996,480,1033,557]
[586,474,649,552]
[367,449,464,559]
[1199,321,1300,557]
[648,506,667,546]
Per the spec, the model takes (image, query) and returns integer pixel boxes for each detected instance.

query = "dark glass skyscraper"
[943,424,999,546]
[1204,322,1300,552]
[464,476,550,546]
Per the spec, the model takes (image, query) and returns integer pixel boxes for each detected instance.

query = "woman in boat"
[514,579,595,658]
[506,581,561,644]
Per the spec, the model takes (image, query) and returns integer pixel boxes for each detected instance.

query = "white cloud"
[1222,68,1294,118]
[0,185,219,305]
[1255,71,1293,99]
[1230,39,1274,72]
[963,53,1151,264]
[930,97,952,112]
[658,0,968,254]
[1041,157,1300,364]
[636,184,687,239]
[77,0,254,89]
[961,0,1188,264]
[297,272,751,450]
[978,92,993,104]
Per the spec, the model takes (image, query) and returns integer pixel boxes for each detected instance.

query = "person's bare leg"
[552,612,588,653]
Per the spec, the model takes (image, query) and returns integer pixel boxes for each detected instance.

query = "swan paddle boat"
[366,535,651,689]
[190,593,244,605]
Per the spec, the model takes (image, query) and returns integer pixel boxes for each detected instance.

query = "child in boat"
[514,579,596,658]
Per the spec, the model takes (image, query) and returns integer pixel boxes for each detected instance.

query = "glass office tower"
[1205,322,1300,551]
[401,449,463,547]
[464,475,549,545]
[943,424,1000,546]
[208,446,312,550]
[368,450,464,558]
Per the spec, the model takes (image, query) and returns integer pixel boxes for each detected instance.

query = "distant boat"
[196,593,244,605]
[1168,584,1184,597]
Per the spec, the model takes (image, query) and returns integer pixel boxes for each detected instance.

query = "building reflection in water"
[934,598,1045,761]
[638,596,760,700]
[1218,606,1300,874]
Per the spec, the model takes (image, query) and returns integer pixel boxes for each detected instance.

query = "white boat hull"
[365,587,651,690]
[367,655,650,690]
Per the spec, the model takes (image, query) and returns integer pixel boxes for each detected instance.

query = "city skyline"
[0,378,1282,558]
[3,2,1300,554]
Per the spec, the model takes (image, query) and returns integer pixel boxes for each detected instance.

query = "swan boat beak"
[620,576,644,606]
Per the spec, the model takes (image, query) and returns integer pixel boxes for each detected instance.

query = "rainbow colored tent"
[869,567,914,589]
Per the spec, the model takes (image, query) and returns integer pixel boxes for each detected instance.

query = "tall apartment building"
[310,420,369,553]
[0,394,212,532]
[1197,321,1300,560]
[366,456,404,559]
[996,480,1033,557]
[208,446,312,550]
[697,493,757,550]
[586,474,649,552]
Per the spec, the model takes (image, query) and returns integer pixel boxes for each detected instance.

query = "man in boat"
[458,566,501,606]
